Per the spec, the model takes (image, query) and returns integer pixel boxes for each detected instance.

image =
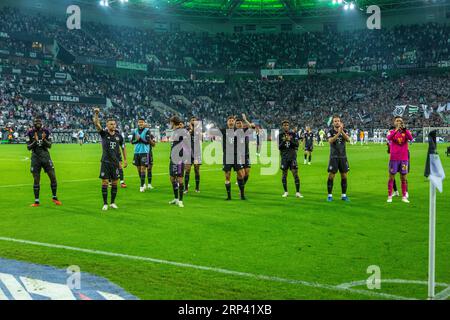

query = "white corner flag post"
[427,153,446,300]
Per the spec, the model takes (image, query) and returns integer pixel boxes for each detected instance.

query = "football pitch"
[0,142,449,300]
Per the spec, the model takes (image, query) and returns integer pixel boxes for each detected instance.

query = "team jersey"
[279,130,299,159]
[303,132,315,147]
[170,128,189,162]
[386,129,413,161]
[327,128,348,159]
[131,128,151,154]
[98,129,123,165]
[26,128,52,158]
[188,126,202,152]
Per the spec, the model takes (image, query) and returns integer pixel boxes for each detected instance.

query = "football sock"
[184,173,190,190]
[225,182,231,199]
[294,176,300,193]
[147,171,152,184]
[140,172,146,187]
[282,174,288,192]
[50,182,57,199]
[195,173,200,190]
[111,185,118,203]
[401,180,407,197]
[393,179,397,192]
[237,178,245,198]
[33,184,40,203]
[179,183,184,201]
[341,178,347,195]
[327,178,333,194]
[119,168,124,181]
[388,178,394,196]
[172,181,179,199]
[244,175,249,185]
[102,185,108,205]
[308,155,312,162]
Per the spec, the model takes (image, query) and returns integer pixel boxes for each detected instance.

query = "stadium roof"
[88,0,448,19]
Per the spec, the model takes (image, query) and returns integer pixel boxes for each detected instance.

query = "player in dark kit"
[93,108,124,211]
[168,116,188,207]
[326,115,350,202]
[302,126,314,165]
[236,114,255,186]
[221,116,247,200]
[26,118,62,207]
[279,120,303,198]
[145,123,156,190]
[184,116,202,194]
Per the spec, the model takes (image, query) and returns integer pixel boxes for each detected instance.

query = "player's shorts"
[280,157,298,171]
[389,160,409,175]
[328,157,350,174]
[133,153,149,167]
[169,161,185,177]
[99,161,120,180]
[305,145,313,152]
[222,163,245,172]
[30,155,54,174]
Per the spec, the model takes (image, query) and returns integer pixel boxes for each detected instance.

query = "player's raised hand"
[242,113,247,121]
[93,107,100,114]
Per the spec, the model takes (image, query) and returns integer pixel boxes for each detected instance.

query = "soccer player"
[184,116,202,194]
[117,130,128,188]
[302,126,314,165]
[168,116,188,207]
[386,116,413,203]
[26,118,62,207]
[318,129,325,147]
[78,129,85,146]
[386,137,400,197]
[279,120,302,198]
[145,123,156,190]
[93,108,125,211]
[237,114,255,186]
[255,126,262,157]
[221,116,247,200]
[131,118,152,192]
[326,115,350,202]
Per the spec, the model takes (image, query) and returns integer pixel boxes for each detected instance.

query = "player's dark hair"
[393,116,403,121]
[170,116,182,126]
[138,117,145,121]
[190,116,198,121]
[227,115,235,121]
[106,118,116,123]
[282,120,289,125]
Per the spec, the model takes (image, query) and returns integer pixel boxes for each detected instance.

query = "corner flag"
[425,130,446,299]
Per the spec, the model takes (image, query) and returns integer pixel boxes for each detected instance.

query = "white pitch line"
[435,286,450,300]
[0,236,411,300]
[0,169,219,189]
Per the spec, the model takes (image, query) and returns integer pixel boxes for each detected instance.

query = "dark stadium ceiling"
[87,0,448,19]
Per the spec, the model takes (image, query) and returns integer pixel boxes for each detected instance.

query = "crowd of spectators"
[1,6,450,139]
[1,7,450,69]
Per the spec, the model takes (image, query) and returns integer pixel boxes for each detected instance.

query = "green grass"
[0,142,449,300]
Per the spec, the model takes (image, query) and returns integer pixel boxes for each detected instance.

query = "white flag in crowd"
[393,105,407,117]
[422,104,432,119]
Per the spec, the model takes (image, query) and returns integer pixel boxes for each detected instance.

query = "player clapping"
[386,116,413,203]
[26,118,62,207]
[279,120,302,198]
